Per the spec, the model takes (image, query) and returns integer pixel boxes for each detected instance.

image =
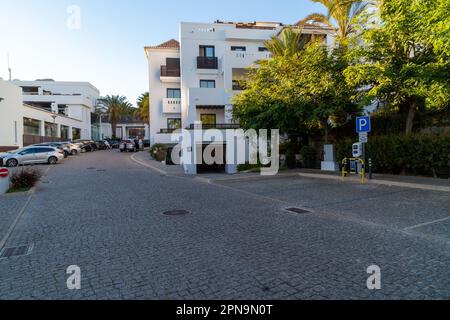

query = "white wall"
[11,80,100,140]
[0,80,23,150]
[147,21,336,150]
[147,47,181,145]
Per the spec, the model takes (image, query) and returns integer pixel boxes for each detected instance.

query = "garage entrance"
[197,143,226,174]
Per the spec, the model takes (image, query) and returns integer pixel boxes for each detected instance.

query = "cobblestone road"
[0,151,449,299]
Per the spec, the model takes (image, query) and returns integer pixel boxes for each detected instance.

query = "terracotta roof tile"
[147,39,180,50]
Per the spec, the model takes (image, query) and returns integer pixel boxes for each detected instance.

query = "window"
[200,80,216,89]
[61,125,69,141]
[167,88,181,99]
[199,45,215,57]
[258,47,269,52]
[200,114,216,126]
[23,117,41,136]
[72,128,81,140]
[45,122,58,137]
[167,119,182,130]
[231,46,246,52]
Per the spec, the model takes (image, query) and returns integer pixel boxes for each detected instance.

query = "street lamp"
[95,103,108,140]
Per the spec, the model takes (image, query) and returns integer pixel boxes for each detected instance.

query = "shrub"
[300,146,317,169]
[9,168,42,191]
[149,144,168,162]
[335,134,450,176]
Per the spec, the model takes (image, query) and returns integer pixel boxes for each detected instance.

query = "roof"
[145,39,180,50]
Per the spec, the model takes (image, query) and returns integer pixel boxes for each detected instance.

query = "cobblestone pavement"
[0,151,449,299]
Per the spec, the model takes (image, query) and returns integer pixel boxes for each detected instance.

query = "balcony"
[197,56,218,69]
[188,88,231,107]
[160,66,181,83]
[159,128,178,134]
[225,51,272,69]
[188,123,240,130]
[162,98,182,114]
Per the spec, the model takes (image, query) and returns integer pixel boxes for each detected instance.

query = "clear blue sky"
[0,0,326,106]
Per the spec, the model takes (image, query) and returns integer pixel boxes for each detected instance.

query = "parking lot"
[0,150,449,299]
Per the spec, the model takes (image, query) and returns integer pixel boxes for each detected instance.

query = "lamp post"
[95,103,108,141]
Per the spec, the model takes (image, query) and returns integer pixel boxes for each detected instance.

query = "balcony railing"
[159,128,178,134]
[188,123,241,130]
[197,56,218,69]
[160,66,180,77]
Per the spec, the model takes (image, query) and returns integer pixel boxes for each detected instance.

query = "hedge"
[335,134,450,176]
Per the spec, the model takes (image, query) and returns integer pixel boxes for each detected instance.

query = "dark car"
[142,140,150,148]
[96,141,109,150]
[74,140,98,152]
[106,139,120,149]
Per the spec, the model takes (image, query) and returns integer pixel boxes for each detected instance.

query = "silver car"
[0,146,65,167]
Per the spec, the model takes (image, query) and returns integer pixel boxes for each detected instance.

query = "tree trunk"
[405,101,417,135]
[324,121,329,145]
[111,120,117,139]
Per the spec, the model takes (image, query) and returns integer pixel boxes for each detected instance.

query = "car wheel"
[48,157,58,165]
[71,150,78,156]
[6,159,19,167]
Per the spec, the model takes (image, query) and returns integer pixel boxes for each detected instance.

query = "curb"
[130,153,169,176]
[296,173,450,192]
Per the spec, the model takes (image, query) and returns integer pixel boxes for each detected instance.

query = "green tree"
[344,0,450,134]
[135,92,150,123]
[233,43,359,143]
[98,95,133,138]
[264,28,309,57]
[297,0,369,46]
[410,0,450,57]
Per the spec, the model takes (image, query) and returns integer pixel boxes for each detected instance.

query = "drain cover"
[285,207,311,214]
[96,169,106,172]
[87,167,96,170]
[0,245,33,259]
[163,210,191,216]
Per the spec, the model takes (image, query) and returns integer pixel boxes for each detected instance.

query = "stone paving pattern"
[0,151,449,299]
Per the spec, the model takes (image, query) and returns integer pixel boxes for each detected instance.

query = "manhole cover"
[87,168,96,170]
[285,207,311,214]
[96,169,106,172]
[162,210,191,216]
[0,244,33,259]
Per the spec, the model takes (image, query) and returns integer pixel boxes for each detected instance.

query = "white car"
[0,146,65,167]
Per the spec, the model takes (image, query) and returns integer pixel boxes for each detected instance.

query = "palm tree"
[135,92,150,124]
[264,28,308,57]
[98,95,132,139]
[297,0,368,46]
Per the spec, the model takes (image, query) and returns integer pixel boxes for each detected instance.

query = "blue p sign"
[356,116,371,133]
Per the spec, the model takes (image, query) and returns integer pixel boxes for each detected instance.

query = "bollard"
[0,168,10,194]
[369,158,373,180]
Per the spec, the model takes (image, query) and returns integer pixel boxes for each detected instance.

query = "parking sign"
[356,116,371,133]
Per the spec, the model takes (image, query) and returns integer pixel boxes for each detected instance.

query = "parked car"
[34,142,69,158]
[119,140,137,152]
[105,139,120,149]
[0,146,65,167]
[74,140,98,152]
[96,140,111,150]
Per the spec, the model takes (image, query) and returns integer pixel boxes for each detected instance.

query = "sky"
[0,0,326,107]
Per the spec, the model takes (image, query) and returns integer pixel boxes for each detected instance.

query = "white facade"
[145,21,335,174]
[11,80,100,140]
[0,80,23,151]
[0,79,100,151]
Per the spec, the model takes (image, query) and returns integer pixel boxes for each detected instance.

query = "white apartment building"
[0,79,100,151]
[145,21,335,174]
